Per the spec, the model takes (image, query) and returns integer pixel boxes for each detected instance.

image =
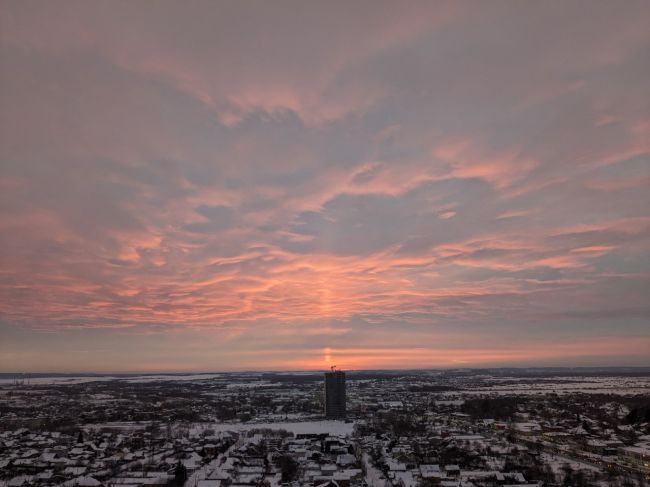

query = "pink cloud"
[1,1,649,371]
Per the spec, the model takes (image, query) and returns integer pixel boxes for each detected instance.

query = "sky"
[0,1,649,373]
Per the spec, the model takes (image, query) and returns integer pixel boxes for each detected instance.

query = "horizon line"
[2,365,650,376]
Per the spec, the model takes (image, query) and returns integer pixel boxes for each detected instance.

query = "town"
[1,369,649,487]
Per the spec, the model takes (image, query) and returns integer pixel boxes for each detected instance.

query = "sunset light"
[0,1,648,373]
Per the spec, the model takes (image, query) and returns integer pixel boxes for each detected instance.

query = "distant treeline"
[2,366,648,381]
[408,385,457,393]
[259,372,417,383]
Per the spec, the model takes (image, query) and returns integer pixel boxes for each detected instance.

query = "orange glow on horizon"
[277,337,650,372]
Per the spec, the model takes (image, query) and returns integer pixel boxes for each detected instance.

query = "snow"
[206,420,355,436]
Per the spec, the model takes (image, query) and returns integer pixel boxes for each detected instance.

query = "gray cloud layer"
[0,1,649,371]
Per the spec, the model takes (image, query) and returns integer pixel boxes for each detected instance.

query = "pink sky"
[0,1,649,372]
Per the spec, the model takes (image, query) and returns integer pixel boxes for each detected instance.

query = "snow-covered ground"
[454,376,650,396]
[191,420,355,436]
[0,373,230,385]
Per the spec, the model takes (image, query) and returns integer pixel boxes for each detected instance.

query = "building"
[324,368,346,419]
[618,445,650,468]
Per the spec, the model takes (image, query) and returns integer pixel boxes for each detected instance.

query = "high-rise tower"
[324,367,346,419]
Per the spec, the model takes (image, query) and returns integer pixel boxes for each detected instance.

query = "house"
[618,445,650,468]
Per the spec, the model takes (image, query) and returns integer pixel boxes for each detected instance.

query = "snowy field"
[81,419,355,436]
[456,376,650,396]
[0,373,229,385]
[190,420,355,436]
[2,373,649,394]
[0,376,119,385]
